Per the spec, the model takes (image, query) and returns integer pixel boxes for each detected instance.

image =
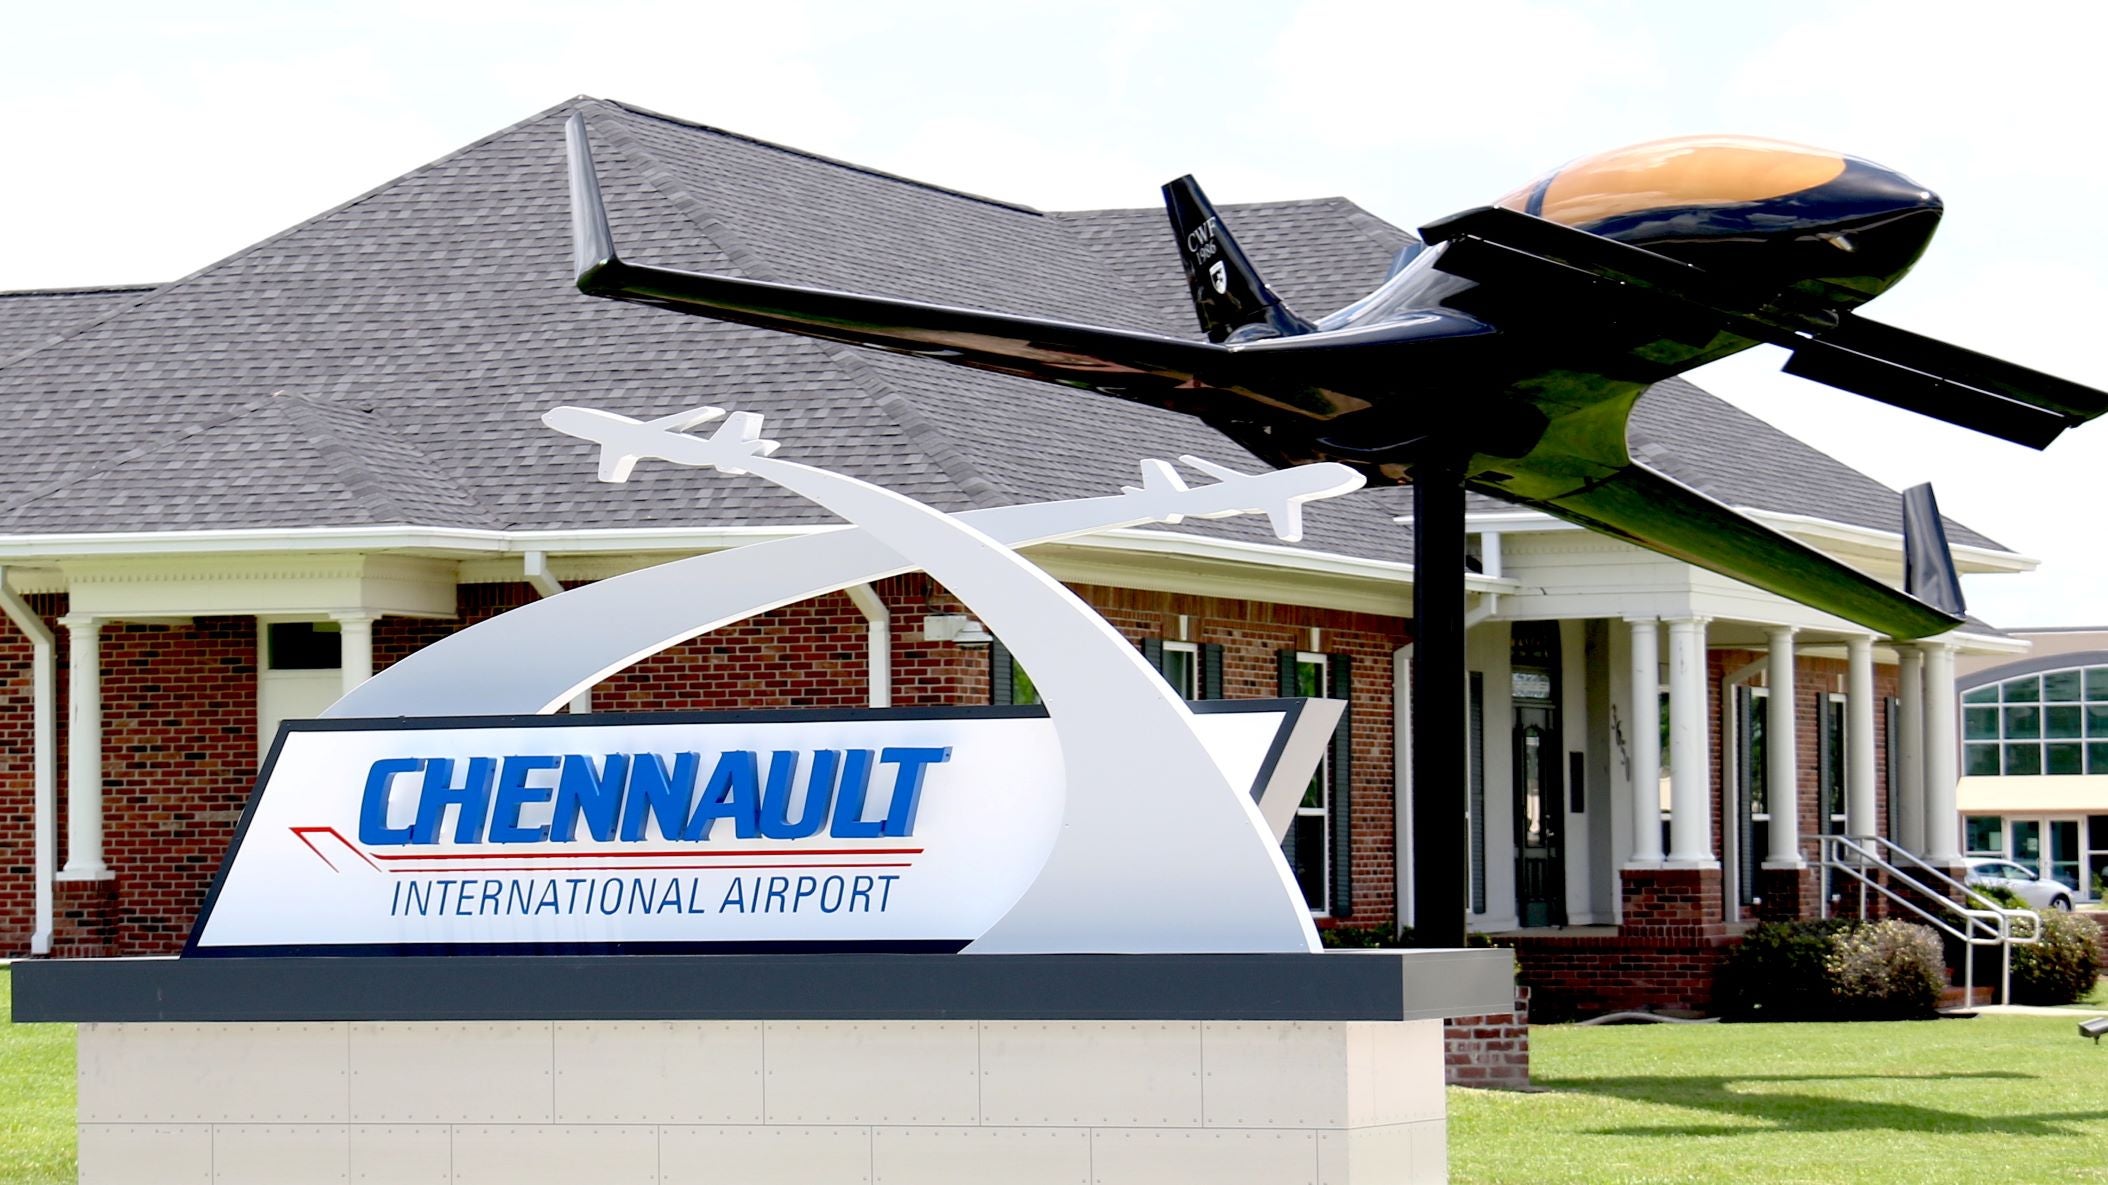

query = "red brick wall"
[1445,985,1531,1089]
[1,573,1409,955]
[1512,930,1738,1021]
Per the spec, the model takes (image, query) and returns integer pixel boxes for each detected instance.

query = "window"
[1962,664,2108,776]
[989,640,1040,706]
[1139,638,1222,700]
[1964,815,2004,856]
[1279,649,1352,916]
[266,621,342,670]
[1734,686,1769,905]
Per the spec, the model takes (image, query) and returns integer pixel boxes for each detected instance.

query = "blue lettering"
[621,752,699,842]
[819,877,844,912]
[489,756,560,843]
[598,878,624,914]
[793,875,818,910]
[657,878,684,913]
[411,759,497,845]
[828,749,882,838]
[535,881,560,915]
[686,878,707,912]
[359,758,422,844]
[455,879,479,915]
[553,754,629,842]
[877,747,947,836]
[389,880,404,915]
[565,878,589,911]
[479,879,502,914]
[720,877,747,913]
[406,880,433,916]
[850,875,873,911]
[757,750,834,840]
[877,874,898,910]
[507,879,532,913]
[765,875,790,912]
[630,877,655,914]
[682,750,760,841]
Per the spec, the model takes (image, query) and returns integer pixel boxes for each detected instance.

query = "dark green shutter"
[1469,671,1486,914]
[1277,649,1299,696]
[1200,643,1224,700]
[1327,652,1354,917]
[1140,637,1165,686]
[990,639,1014,705]
[1735,687,1756,906]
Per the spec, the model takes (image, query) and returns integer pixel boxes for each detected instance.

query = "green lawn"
[0,968,73,1185]
[1453,1014,2108,1185]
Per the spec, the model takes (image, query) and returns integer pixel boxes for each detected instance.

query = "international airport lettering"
[385,872,899,918]
[358,747,951,845]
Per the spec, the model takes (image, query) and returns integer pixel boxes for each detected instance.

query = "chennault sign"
[187,404,1360,956]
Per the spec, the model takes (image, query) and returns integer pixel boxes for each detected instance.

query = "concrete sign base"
[26,951,1508,1184]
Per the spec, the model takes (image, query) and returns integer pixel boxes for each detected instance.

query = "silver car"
[1966,859,2075,911]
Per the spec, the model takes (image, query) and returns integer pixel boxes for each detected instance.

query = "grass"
[0,968,74,1185]
[1452,1014,2108,1185]
[2055,976,2108,1010]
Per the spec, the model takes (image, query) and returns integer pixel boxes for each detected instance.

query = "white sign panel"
[188,704,1304,955]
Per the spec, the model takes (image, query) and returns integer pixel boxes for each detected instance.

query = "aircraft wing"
[1491,462,1963,640]
[1421,206,2108,450]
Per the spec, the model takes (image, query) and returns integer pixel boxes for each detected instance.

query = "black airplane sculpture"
[561,115,2105,640]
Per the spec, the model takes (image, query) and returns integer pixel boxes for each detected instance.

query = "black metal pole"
[1410,454,1468,949]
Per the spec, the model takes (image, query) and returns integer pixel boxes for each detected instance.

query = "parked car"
[1965,859,2074,911]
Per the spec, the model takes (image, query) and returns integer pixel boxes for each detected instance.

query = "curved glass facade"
[1961,665,2108,777]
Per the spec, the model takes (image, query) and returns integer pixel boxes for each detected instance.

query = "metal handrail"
[1816,834,2039,1007]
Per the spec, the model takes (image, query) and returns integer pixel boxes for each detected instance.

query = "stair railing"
[1816,833,2039,1007]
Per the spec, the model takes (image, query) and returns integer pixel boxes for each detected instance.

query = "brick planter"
[1445,985,1530,1090]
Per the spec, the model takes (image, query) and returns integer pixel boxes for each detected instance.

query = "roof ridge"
[603,98,1044,216]
[0,96,596,378]
[585,103,1009,509]
[0,394,281,526]
[274,393,501,529]
[0,284,162,298]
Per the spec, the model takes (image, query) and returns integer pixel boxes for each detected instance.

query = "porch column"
[1764,627,1802,866]
[1894,644,1926,853]
[1846,635,1878,840]
[1922,640,1962,862]
[1665,616,1715,865]
[1626,617,1663,865]
[334,612,376,696]
[59,614,107,879]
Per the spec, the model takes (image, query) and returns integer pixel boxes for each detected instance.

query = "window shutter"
[1327,652,1353,917]
[1140,637,1165,685]
[1200,643,1224,700]
[1277,649,1299,696]
[1735,687,1755,906]
[990,639,1014,706]
[1469,671,1486,915]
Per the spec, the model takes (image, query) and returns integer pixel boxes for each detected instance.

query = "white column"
[1846,635,1878,840]
[1626,618,1663,865]
[1764,627,1802,867]
[59,614,108,879]
[1666,616,1715,865]
[1895,644,1926,854]
[334,612,375,696]
[1922,640,1962,863]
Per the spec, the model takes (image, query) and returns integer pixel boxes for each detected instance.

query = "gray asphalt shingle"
[0,96,1998,565]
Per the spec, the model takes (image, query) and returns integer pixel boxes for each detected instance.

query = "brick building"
[0,98,2029,1014]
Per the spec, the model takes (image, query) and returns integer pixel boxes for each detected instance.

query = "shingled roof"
[0,96,2000,559]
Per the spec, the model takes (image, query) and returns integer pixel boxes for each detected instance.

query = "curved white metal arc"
[330,466,1360,720]
[711,448,1316,954]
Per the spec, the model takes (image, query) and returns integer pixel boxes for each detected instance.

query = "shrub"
[1825,920,1945,1019]
[2009,908,2107,1005]
[1719,919,1855,1021]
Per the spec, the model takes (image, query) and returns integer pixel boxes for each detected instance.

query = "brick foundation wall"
[1511,930,1740,1021]
[1,573,1409,955]
[1445,985,1530,1089]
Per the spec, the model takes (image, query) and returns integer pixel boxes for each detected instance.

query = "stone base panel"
[77,1018,1451,1185]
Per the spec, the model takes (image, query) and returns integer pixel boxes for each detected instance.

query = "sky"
[4,0,2103,628]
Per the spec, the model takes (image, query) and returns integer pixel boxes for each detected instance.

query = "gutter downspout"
[522,552,591,715]
[0,568,56,954]
[1464,532,1502,629]
[843,583,891,708]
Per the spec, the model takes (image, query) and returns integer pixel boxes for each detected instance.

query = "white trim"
[0,569,57,954]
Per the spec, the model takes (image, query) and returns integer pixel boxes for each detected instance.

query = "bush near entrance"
[2011,909,2108,1005]
[1720,920,1944,1020]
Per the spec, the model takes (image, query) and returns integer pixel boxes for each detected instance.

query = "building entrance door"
[1513,703,1566,927]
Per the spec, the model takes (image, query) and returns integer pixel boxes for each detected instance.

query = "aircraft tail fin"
[1901,482,1967,617]
[1162,176,1314,343]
